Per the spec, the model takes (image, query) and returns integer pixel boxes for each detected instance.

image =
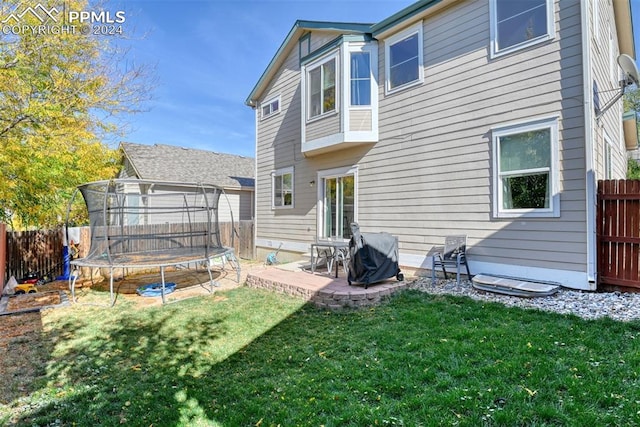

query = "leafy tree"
[623,86,640,113]
[0,0,153,229]
[627,158,640,179]
[624,87,640,179]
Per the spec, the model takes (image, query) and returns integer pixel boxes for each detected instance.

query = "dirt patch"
[0,311,49,404]
[6,291,63,312]
[91,268,219,294]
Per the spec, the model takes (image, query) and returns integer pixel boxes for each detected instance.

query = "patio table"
[310,239,349,278]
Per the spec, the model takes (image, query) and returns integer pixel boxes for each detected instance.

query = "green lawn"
[2,287,640,426]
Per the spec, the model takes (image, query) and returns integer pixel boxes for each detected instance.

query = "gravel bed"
[409,277,640,322]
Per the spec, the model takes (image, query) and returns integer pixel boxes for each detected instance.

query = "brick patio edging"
[245,272,408,309]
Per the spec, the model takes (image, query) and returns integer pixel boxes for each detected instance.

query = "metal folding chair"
[429,235,471,284]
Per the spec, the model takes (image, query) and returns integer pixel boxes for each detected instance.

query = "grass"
[1,287,640,426]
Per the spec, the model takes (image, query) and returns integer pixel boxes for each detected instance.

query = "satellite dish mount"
[596,54,639,120]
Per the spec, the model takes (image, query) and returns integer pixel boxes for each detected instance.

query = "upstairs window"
[492,117,559,218]
[350,52,371,106]
[261,95,280,119]
[272,167,293,209]
[385,22,423,93]
[308,57,336,119]
[491,0,554,56]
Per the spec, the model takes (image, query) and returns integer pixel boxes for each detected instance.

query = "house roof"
[245,20,373,107]
[119,142,255,190]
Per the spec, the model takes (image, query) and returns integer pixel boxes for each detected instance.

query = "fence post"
[0,223,6,292]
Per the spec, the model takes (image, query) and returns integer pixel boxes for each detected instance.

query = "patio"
[245,261,408,309]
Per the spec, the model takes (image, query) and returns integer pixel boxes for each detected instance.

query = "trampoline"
[66,179,241,306]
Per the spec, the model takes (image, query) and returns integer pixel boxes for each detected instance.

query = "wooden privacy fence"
[5,228,65,283]
[597,180,640,290]
[3,221,254,284]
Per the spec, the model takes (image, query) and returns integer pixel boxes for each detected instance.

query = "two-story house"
[245,0,636,290]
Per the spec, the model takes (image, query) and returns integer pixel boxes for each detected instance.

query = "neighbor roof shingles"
[120,142,255,189]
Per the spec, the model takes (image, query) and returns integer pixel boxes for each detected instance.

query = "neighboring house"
[245,0,637,290]
[118,142,255,222]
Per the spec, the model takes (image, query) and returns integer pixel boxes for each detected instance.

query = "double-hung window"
[490,0,554,56]
[272,167,293,209]
[308,56,336,119]
[493,117,559,218]
[384,22,423,94]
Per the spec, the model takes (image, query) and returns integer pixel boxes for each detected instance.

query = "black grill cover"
[348,223,400,286]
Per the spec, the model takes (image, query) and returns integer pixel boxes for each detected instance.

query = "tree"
[0,0,153,229]
[627,158,640,179]
[623,86,640,113]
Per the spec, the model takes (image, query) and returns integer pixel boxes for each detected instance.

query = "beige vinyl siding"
[306,113,341,141]
[118,159,138,179]
[357,0,588,273]
[591,0,626,179]
[256,29,378,248]
[219,190,254,222]
[253,0,598,278]
[255,30,324,246]
[308,31,343,54]
[349,110,372,131]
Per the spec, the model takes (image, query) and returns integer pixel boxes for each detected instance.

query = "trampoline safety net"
[67,179,240,306]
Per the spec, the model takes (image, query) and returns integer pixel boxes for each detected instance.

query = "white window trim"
[384,21,424,95]
[304,52,339,123]
[260,95,281,120]
[271,166,294,210]
[342,42,379,140]
[316,165,358,238]
[492,116,560,218]
[489,0,555,58]
[348,50,372,108]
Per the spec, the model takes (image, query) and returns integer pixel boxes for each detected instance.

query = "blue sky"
[112,0,640,158]
[111,0,414,157]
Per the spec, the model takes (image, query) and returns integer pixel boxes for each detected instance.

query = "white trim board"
[400,253,593,291]
[256,238,310,254]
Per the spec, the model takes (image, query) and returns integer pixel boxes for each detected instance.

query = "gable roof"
[120,142,254,190]
[245,20,373,107]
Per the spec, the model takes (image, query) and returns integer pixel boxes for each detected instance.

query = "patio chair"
[429,235,471,285]
[328,246,350,277]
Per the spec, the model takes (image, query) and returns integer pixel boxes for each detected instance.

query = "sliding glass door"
[323,174,355,239]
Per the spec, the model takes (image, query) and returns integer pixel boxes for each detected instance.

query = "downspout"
[581,0,597,289]
[253,106,259,260]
